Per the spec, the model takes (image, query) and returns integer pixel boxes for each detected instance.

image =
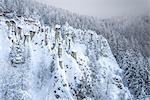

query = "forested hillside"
[0,0,150,99]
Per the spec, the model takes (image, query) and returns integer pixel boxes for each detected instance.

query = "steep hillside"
[0,16,132,100]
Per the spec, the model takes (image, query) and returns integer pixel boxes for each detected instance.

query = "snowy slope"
[0,16,132,100]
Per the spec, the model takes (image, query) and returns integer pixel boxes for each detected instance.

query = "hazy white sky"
[35,0,150,18]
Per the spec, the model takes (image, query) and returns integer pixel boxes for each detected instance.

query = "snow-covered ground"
[0,16,132,100]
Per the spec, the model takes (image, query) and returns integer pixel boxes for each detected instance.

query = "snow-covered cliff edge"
[0,16,132,100]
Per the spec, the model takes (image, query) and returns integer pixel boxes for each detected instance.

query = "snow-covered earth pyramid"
[0,16,132,100]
